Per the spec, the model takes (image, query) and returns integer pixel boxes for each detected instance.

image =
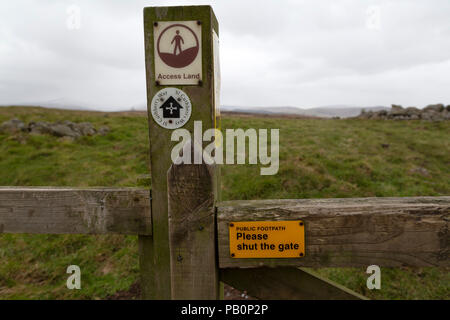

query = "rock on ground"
[0,119,26,134]
[1,119,110,138]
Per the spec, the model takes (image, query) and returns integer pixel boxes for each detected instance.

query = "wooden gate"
[0,5,448,300]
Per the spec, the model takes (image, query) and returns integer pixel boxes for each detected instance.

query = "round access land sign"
[157,23,200,69]
[150,88,192,129]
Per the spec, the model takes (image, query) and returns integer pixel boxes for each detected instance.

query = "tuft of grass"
[0,106,449,300]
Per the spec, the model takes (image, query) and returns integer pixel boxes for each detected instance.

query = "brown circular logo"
[157,24,199,68]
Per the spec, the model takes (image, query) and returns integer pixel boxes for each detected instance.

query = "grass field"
[0,106,449,299]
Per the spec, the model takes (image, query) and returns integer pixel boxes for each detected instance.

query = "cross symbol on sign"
[167,102,177,114]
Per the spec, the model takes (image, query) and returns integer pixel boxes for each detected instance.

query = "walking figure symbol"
[156,24,200,68]
[171,30,184,55]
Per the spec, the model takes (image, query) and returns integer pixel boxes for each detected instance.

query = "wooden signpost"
[141,5,220,300]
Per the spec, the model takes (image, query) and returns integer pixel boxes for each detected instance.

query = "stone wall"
[357,104,450,121]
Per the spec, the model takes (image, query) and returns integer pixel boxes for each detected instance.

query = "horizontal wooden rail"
[220,267,367,300]
[0,187,151,235]
[217,197,450,268]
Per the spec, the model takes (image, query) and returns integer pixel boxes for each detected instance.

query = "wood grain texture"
[168,162,219,299]
[0,187,151,235]
[218,197,450,268]
[220,267,367,300]
[141,5,219,299]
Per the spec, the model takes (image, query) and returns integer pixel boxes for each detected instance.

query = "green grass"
[221,116,449,200]
[0,106,449,300]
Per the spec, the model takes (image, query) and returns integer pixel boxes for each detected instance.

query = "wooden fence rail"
[218,197,450,268]
[220,267,368,300]
[2,188,447,269]
[0,187,151,235]
[2,188,447,299]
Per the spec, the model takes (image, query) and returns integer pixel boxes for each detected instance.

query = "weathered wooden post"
[140,5,220,299]
[167,143,219,299]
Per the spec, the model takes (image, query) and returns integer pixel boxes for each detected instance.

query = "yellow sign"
[229,220,305,258]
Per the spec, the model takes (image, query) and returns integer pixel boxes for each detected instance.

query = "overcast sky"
[0,0,449,111]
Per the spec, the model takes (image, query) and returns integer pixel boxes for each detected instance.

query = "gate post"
[140,5,220,299]
[168,144,219,299]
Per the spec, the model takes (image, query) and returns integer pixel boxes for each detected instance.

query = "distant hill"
[221,105,390,118]
[1,101,389,118]
[0,98,133,112]
[0,98,94,112]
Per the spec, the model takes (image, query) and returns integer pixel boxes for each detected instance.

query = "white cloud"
[0,0,449,110]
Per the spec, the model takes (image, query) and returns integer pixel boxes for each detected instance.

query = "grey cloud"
[0,0,449,110]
